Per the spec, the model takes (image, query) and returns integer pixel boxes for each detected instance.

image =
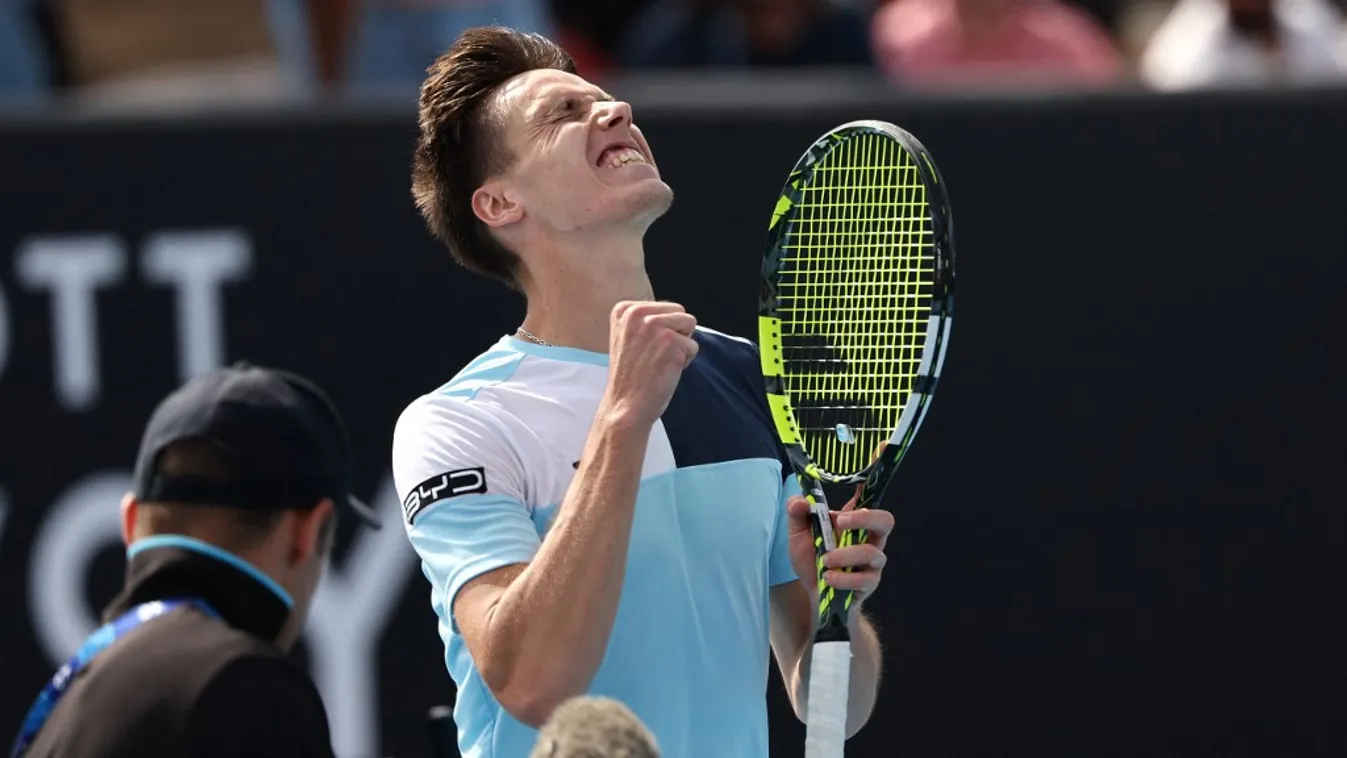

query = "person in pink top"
[872,0,1123,85]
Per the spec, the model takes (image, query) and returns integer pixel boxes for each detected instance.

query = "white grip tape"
[804,640,852,758]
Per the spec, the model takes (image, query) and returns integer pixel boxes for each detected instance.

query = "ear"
[472,181,524,229]
[289,498,336,567]
[120,492,138,547]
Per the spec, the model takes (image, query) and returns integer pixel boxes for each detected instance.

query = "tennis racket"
[757,120,955,757]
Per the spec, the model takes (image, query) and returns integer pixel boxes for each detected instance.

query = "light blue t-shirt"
[392,327,802,757]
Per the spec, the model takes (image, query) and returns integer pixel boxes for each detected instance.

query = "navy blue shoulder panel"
[661,328,792,476]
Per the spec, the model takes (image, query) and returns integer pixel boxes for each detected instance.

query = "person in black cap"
[9,362,381,758]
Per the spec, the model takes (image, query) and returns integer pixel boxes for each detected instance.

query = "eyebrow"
[536,89,615,117]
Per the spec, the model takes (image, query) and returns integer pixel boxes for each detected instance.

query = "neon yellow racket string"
[775,133,935,478]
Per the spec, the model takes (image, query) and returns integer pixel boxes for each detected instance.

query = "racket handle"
[808,497,838,553]
[428,705,459,758]
[804,640,852,758]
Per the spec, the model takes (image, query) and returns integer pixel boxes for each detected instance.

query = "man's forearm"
[484,409,649,719]
[793,610,884,738]
[843,613,883,735]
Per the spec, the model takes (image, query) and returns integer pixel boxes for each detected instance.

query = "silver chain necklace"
[515,327,553,347]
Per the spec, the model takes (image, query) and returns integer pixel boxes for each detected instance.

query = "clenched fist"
[601,301,699,428]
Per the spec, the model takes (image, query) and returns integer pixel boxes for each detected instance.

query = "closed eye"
[553,98,584,120]
[554,92,615,121]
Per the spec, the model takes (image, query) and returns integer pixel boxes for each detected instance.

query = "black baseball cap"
[131,362,381,529]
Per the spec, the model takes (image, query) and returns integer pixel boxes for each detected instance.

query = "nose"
[595,100,633,130]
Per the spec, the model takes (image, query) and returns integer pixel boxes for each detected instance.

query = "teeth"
[606,148,645,168]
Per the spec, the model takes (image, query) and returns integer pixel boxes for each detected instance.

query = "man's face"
[479,69,673,239]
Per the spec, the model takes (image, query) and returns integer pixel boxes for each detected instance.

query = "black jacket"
[17,541,335,758]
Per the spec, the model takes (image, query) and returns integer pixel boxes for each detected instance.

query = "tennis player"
[392,27,891,758]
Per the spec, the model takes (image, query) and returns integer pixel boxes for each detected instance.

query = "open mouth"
[597,143,647,169]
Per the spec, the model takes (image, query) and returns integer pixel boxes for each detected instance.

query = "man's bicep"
[392,394,532,522]
[406,493,540,635]
[393,395,540,634]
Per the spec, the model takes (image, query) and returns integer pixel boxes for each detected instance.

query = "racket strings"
[776,133,934,478]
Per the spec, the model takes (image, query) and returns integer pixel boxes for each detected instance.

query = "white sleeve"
[392,396,540,634]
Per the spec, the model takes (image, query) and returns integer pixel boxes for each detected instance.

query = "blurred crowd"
[3,0,1347,106]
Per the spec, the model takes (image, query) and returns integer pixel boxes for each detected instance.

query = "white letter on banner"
[28,472,129,663]
[140,229,252,382]
[304,473,419,758]
[15,236,127,412]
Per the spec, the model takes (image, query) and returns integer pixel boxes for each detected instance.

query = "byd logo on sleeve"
[401,468,488,524]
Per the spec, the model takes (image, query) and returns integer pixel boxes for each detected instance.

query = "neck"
[128,534,294,608]
[518,233,654,354]
[114,534,293,646]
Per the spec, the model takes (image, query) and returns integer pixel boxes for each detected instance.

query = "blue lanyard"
[9,598,219,758]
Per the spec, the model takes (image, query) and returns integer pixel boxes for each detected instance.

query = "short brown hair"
[412,27,577,290]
